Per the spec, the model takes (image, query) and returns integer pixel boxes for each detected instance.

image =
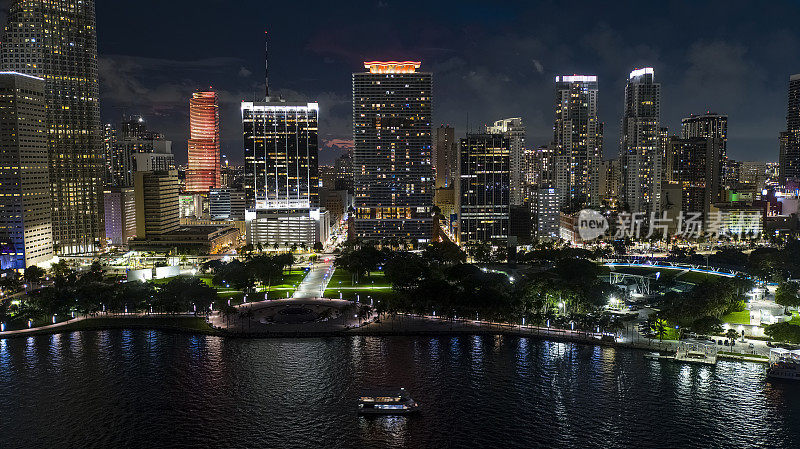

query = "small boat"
[767,348,800,380]
[358,388,419,415]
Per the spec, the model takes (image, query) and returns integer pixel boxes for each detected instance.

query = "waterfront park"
[2,239,800,366]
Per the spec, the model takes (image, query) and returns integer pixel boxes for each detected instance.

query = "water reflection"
[0,331,798,448]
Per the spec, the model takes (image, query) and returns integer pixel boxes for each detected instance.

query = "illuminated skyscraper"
[352,61,434,241]
[487,118,526,206]
[0,72,53,269]
[1,0,104,254]
[187,91,221,193]
[458,133,510,244]
[242,102,319,209]
[240,35,328,247]
[780,74,800,186]
[619,68,661,214]
[553,75,602,208]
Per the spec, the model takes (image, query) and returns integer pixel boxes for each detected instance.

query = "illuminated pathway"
[293,257,335,299]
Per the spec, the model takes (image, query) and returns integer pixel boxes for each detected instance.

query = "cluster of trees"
[776,281,800,312]
[747,241,800,282]
[202,253,294,293]
[765,322,800,344]
[656,275,753,336]
[362,246,622,333]
[0,261,219,326]
[239,241,323,255]
[334,241,465,284]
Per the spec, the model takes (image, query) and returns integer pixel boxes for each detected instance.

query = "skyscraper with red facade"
[187,91,221,193]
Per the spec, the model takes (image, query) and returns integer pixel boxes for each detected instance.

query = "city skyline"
[16,0,797,165]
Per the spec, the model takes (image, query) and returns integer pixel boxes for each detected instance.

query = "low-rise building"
[245,208,330,248]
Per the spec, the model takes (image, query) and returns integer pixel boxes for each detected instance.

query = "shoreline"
[0,314,770,364]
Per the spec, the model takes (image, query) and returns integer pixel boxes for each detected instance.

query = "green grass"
[722,310,752,325]
[149,275,214,287]
[324,269,394,302]
[326,269,391,288]
[149,270,308,295]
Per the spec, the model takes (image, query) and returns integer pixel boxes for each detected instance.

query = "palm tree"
[654,319,668,342]
[725,328,739,352]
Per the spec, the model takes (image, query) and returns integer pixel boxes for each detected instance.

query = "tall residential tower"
[553,75,602,209]
[780,74,800,185]
[352,61,434,241]
[619,68,661,214]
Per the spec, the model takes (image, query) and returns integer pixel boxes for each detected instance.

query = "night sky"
[4,0,800,164]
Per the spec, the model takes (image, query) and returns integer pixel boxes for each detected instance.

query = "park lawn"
[149,275,214,287]
[150,270,307,294]
[675,270,721,284]
[722,310,752,325]
[327,269,391,288]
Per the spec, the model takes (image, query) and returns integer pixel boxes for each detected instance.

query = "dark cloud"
[85,0,800,164]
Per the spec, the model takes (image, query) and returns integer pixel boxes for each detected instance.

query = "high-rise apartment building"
[682,112,728,191]
[1,0,104,254]
[739,161,768,189]
[619,68,661,214]
[780,74,800,185]
[433,125,457,189]
[668,137,724,215]
[187,91,221,193]
[352,61,434,241]
[681,113,728,147]
[487,118,526,205]
[0,72,52,269]
[553,75,602,209]
[457,134,510,245]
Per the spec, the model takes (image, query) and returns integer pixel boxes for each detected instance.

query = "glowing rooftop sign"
[629,67,654,79]
[555,75,597,83]
[364,61,421,74]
